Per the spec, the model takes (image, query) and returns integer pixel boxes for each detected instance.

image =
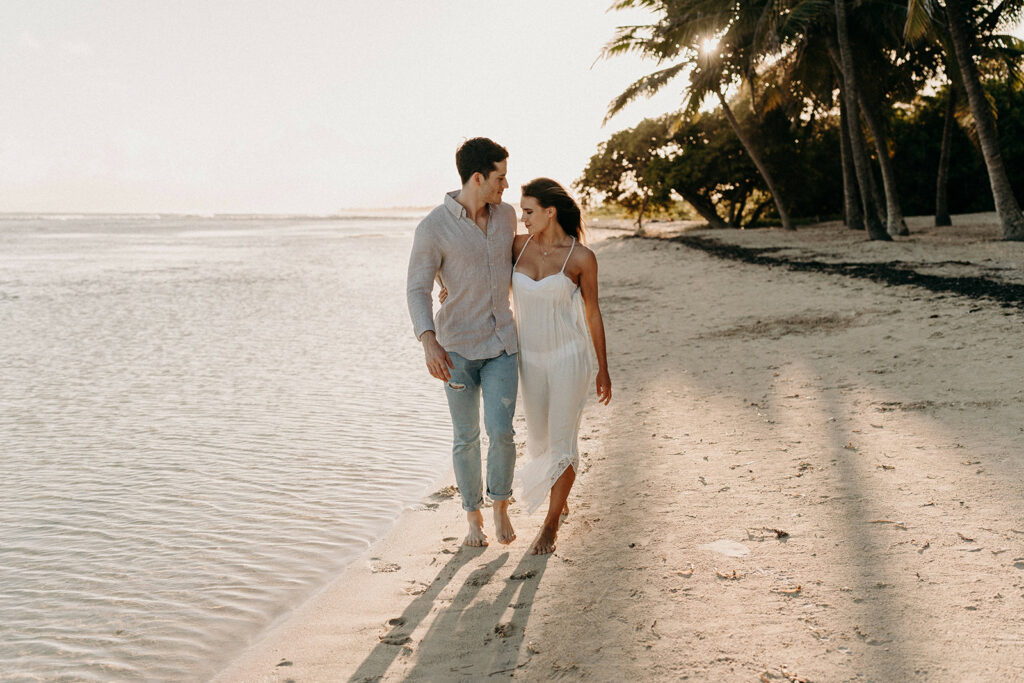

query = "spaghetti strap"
[559,237,576,273]
[513,234,533,270]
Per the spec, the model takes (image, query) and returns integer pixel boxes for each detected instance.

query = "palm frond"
[904,0,936,43]
[600,25,658,61]
[605,61,690,123]
[781,0,833,35]
[682,59,731,116]
[977,33,1024,85]
[668,109,698,136]
[978,33,1024,55]
[607,0,662,12]
[978,0,1024,33]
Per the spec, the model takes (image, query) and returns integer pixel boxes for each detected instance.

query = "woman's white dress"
[512,236,594,513]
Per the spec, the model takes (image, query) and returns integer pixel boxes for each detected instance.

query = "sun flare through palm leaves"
[586,0,1024,240]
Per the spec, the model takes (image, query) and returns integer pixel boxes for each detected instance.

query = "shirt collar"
[444,191,466,219]
[444,190,495,219]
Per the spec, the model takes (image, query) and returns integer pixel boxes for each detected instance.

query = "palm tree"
[857,93,910,236]
[603,0,796,230]
[934,88,957,226]
[905,0,1024,235]
[838,96,866,230]
[923,0,1024,239]
[782,0,913,238]
[832,0,892,240]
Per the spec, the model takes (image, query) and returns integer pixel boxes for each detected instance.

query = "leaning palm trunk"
[716,91,795,231]
[944,0,1024,240]
[829,16,890,241]
[839,97,865,230]
[857,93,909,236]
[935,89,956,227]
[677,189,730,229]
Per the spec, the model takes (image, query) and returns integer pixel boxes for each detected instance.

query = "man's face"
[480,159,508,204]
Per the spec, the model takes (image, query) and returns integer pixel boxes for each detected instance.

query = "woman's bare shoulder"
[572,243,597,267]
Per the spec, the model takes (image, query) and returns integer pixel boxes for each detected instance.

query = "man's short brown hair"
[455,137,508,185]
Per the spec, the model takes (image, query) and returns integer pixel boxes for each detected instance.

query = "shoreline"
[215,215,1024,681]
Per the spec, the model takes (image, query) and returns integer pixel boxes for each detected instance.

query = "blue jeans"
[444,351,518,511]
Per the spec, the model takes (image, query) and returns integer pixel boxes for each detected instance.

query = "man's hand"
[420,331,454,382]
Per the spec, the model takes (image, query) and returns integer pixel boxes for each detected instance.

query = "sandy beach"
[214,215,1024,682]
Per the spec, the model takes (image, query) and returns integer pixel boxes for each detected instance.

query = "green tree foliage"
[589,0,1024,239]
[909,0,1024,238]
[578,106,845,228]
[890,82,1024,215]
[574,118,674,234]
[603,0,797,230]
[653,111,763,229]
[580,81,1024,226]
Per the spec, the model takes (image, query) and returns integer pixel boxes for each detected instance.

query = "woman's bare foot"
[493,499,516,545]
[530,523,558,555]
[464,510,488,547]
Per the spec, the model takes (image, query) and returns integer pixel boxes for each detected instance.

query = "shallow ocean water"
[0,214,452,681]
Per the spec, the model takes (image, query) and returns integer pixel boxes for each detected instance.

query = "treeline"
[576,0,1024,241]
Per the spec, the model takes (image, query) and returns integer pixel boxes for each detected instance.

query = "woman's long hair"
[521,177,586,243]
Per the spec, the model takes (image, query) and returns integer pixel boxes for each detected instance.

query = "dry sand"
[214,214,1024,682]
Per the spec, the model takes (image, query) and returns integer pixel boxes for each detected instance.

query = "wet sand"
[214,214,1024,682]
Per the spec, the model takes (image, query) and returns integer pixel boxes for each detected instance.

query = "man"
[407,137,518,547]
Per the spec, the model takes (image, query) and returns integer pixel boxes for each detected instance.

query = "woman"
[512,177,611,555]
[439,177,611,555]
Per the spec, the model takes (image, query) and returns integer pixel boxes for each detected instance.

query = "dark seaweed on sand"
[673,236,1024,310]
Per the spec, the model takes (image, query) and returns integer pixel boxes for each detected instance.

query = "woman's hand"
[596,369,612,405]
[438,286,448,304]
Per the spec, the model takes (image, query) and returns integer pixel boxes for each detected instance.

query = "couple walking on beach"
[407,137,612,555]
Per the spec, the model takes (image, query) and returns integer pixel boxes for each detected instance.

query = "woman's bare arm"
[577,248,611,405]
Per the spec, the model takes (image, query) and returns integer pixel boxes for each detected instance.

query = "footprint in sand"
[370,561,401,573]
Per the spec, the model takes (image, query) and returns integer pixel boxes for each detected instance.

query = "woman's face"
[520,196,555,236]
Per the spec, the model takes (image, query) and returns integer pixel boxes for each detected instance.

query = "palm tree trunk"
[829,47,886,228]
[716,91,796,231]
[678,189,729,229]
[839,96,865,230]
[944,0,1024,240]
[935,88,956,227]
[829,13,891,241]
[858,92,909,236]
[865,155,887,227]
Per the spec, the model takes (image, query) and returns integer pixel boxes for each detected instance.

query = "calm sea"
[0,214,452,681]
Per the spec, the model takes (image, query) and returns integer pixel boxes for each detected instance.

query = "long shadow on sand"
[346,545,484,682]
[348,546,550,681]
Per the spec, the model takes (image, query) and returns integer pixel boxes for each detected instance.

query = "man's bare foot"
[493,499,516,545]
[464,510,488,547]
[560,502,570,518]
[530,523,557,555]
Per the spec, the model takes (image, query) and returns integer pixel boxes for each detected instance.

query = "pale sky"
[0,1,681,214]
[4,3,1020,214]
